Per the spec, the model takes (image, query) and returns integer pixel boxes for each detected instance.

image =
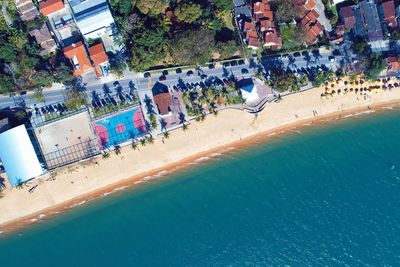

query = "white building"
[67,0,117,46]
[0,125,44,186]
[236,78,260,103]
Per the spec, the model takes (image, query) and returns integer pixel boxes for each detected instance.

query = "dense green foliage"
[270,67,303,92]
[279,24,305,51]
[0,11,74,94]
[364,53,385,80]
[111,0,240,71]
[312,70,334,87]
[352,38,370,55]
[272,0,302,23]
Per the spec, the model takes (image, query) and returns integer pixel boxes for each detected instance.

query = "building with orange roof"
[88,43,109,77]
[39,0,64,16]
[264,31,282,49]
[63,41,93,77]
[386,56,400,74]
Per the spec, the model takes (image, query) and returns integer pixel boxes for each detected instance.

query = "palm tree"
[102,84,111,98]
[163,131,170,139]
[131,140,138,150]
[114,145,121,155]
[91,90,100,101]
[15,179,24,189]
[140,138,147,146]
[102,150,110,159]
[115,85,124,102]
[147,135,154,144]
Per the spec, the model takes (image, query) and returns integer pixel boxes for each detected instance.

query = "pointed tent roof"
[151,82,169,96]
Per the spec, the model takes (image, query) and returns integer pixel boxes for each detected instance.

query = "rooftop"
[29,23,57,55]
[359,0,383,41]
[381,0,397,28]
[63,41,93,76]
[153,93,172,116]
[39,0,65,16]
[88,43,109,77]
[152,82,169,96]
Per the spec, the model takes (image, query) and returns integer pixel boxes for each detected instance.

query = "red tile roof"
[304,0,316,10]
[89,43,108,77]
[39,0,64,16]
[253,0,273,21]
[244,21,256,32]
[260,20,274,31]
[63,41,93,77]
[246,30,258,39]
[264,31,282,49]
[382,0,397,28]
[153,93,172,115]
[305,21,323,45]
[248,36,261,48]
[386,56,400,74]
[340,6,355,29]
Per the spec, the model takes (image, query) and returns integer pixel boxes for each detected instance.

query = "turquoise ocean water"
[1,108,400,266]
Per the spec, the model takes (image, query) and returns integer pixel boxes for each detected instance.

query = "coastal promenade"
[0,83,399,233]
[0,48,341,109]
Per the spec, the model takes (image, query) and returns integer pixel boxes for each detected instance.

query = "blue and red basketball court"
[93,107,147,148]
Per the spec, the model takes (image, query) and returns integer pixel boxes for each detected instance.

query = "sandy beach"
[0,84,399,234]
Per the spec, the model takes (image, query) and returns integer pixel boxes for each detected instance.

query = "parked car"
[329,56,336,62]
[238,59,245,65]
[176,68,182,74]
[159,75,167,81]
[241,68,249,74]
[293,52,301,57]
[230,60,238,66]
[208,64,215,69]
[186,70,194,76]
[144,72,151,78]
[301,51,309,57]
[162,70,169,76]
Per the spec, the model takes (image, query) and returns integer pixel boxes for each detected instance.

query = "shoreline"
[1,88,400,236]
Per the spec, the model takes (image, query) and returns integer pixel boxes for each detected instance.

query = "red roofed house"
[63,41,94,77]
[243,21,260,49]
[253,0,273,21]
[264,31,282,49]
[39,0,64,16]
[340,6,356,30]
[299,9,323,45]
[88,43,109,77]
[386,56,400,74]
[252,0,282,49]
[381,0,397,29]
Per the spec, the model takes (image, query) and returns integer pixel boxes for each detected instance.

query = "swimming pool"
[93,108,147,148]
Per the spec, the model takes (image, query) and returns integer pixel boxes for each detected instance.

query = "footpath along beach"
[0,84,399,233]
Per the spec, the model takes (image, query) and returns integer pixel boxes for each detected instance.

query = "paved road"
[0,62,259,109]
[0,48,342,109]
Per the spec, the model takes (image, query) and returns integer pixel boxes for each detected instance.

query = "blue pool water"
[1,108,400,266]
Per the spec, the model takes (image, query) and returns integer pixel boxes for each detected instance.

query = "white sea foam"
[195,156,210,162]
[113,186,128,192]
[38,214,46,219]
[30,218,38,222]
[70,201,86,208]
